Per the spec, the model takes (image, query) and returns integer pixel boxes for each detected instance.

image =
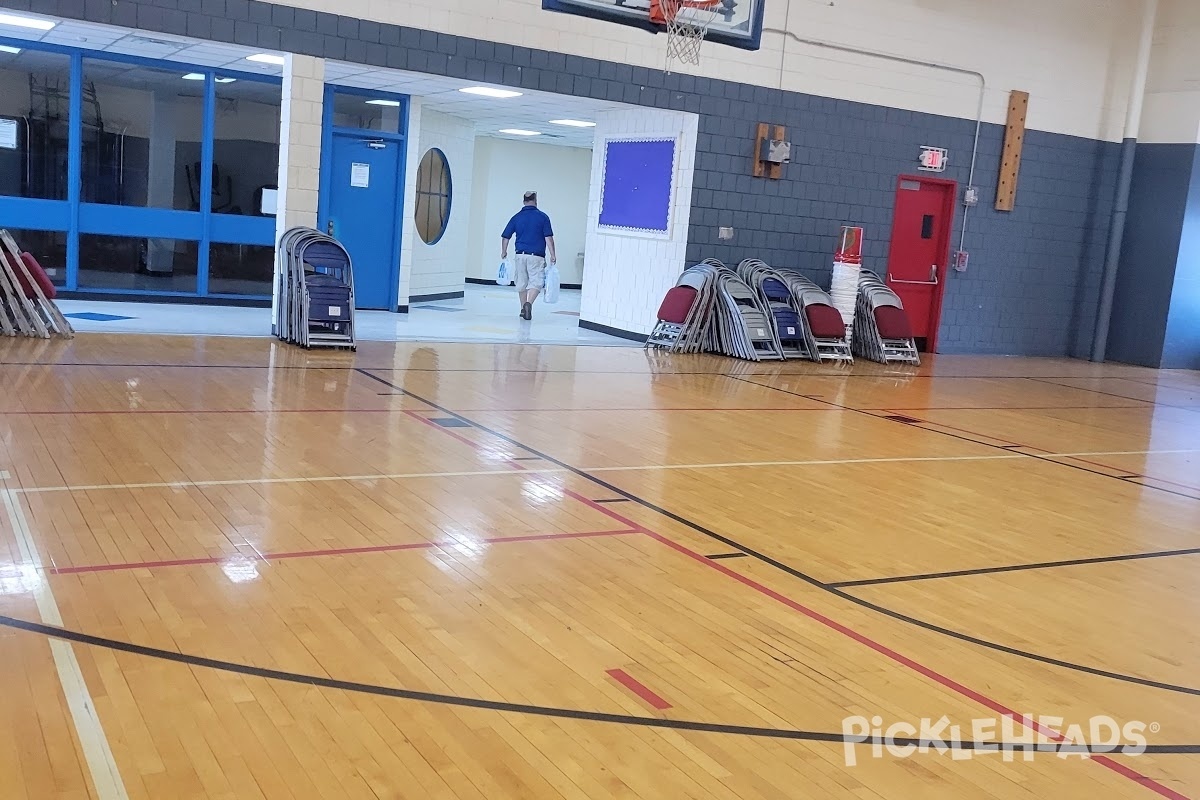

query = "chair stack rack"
[0,228,74,339]
[276,227,357,351]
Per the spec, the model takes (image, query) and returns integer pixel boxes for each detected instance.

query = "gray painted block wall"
[1108,143,1192,368]
[16,0,1119,356]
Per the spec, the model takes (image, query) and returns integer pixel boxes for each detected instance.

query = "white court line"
[1,481,129,800]
[9,449,1200,495]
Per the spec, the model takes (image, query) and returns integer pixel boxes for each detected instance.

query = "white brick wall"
[396,98,422,306]
[402,108,476,302]
[275,0,1141,142]
[580,107,698,335]
[272,53,324,328]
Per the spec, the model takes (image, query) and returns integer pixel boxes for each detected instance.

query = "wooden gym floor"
[1,334,1198,799]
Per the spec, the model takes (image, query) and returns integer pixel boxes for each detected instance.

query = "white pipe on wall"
[1091,0,1159,362]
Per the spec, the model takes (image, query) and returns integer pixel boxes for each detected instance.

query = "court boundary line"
[0,358,1191,384]
[3,613,1193,753]
[731,376,1200,502]
[830,547,1200,588]
[49,528,637,575]
[1,482,129,800]
[354,369,1193,799]
[10,448,1200,495]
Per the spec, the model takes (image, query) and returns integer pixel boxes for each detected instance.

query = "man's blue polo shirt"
[502,206,554,257]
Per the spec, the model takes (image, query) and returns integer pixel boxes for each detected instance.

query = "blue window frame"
[0,35,282,299]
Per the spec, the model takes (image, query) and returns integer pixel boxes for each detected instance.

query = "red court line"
[0,408,410,416]
[404,394,1186,799]
[50,529,637,575]
[606,668,672,710]
[0,407,839,416]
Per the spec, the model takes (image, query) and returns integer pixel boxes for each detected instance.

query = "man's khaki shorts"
[514,254,546,292]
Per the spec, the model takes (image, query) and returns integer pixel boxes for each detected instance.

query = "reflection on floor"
[57,284,634,346]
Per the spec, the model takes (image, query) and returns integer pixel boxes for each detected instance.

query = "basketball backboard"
[542,0,765,51]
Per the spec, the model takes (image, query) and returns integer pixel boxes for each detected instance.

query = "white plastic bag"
[543,263,560,304]
[496,259,513,286]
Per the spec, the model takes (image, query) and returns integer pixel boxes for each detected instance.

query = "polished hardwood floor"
[1,334,1198,799]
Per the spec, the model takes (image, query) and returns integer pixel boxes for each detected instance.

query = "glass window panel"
[212,78,280,217]
[81,59,204,209]
[79,233,198,292]
[331,91,401,133]
[208,242,273,296]
[0,48,71,201]
[3,228,67,286]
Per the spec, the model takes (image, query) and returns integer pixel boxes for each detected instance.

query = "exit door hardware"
[888,265,939,285]
[366,139,386,150]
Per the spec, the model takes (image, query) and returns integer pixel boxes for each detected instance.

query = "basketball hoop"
[650,0,723,71]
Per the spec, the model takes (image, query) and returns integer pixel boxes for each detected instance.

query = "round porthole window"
[414,148,452,244]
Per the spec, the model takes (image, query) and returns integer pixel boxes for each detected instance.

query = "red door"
[884,176,955,352]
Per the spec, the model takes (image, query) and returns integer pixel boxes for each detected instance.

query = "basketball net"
[651,0,722,72]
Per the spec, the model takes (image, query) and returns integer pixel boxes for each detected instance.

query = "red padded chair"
[873,304,912,340]
[19,252,57,300]
[656,285,697,324]
[804,303,846,339]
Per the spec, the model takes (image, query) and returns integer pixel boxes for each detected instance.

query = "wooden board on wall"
[753,123,769,178]
[752,123,787,179]
[995,90,1029,212]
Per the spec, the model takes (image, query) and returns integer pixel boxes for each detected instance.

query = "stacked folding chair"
[646,262,720,354]
[737,259,814,360]
[852,270,920,365]
[772,267,852,363]
[709,269,784,361]
[0,229,74,339]
[276,226,357,350]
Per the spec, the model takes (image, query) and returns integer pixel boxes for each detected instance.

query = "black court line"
[1027,377,1200,412]
[511,456,543,461]
[830,547,1200,588]
[707,553,749,560]
[5,615,1193,753]
[729,376,1200,504]
[352,369,1200,698]
[593,498,631,504]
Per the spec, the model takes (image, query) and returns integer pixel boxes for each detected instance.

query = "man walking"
[501,191,556,320]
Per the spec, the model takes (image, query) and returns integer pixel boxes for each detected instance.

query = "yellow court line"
[1,481,129,800]
[9,448,1199,495]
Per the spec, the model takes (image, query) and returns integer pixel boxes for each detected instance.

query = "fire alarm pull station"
[953,251,970,272]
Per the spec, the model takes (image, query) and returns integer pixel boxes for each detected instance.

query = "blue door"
[326,135,401,309]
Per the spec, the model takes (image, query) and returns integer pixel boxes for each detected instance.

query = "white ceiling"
[0,12,630,147]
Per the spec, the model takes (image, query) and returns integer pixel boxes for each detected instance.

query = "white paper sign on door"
[350,162,370,188]
[0,119,17,150]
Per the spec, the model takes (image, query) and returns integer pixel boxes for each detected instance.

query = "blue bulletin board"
[597,138,676,235]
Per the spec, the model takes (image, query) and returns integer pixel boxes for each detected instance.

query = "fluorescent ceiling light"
[183,73,236,83]
[0,45,22,55]
[0,12,57,31]
[499,129,541,136]
[246,53,285,66]
[459,86,522,99]
[365,99,401,107]
[549,119,596,128]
